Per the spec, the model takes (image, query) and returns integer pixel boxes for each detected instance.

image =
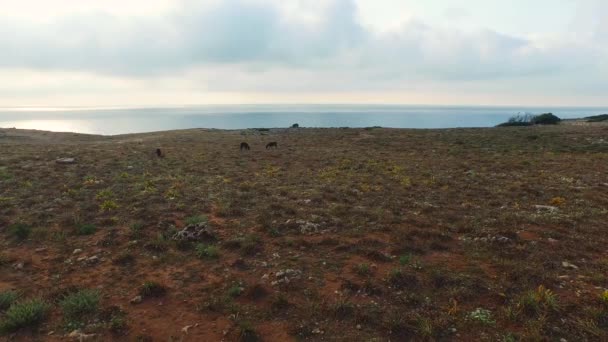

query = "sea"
[0,105,606,135]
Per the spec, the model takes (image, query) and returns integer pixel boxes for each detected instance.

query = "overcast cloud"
[0,0,606,106]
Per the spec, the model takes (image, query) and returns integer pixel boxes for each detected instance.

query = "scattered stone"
[312,328,324,335]
[130,296,143,304]
[67,330,96,341]
[562,261,579,270]
[548,238,559,243]
[297,220,321,235]
[356,325,362,330]
[35,248,47,253]
[182,325,194,334]
[87,256,99,264]
[12,262,24,270]
[272,269,303,286]
[534,205,559,213]
[172,222,215,242]
[56,158,76,165]
[73,249,83,255]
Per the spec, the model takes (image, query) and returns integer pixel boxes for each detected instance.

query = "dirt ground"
[1,124,607,341]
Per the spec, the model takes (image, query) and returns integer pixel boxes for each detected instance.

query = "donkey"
[266,142,278,149]
[156,148,163,158]
[240,142,251,151]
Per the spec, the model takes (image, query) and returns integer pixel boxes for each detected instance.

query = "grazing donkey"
[266,142,278,149]
[240,142,251,151]
[156,148,163,158]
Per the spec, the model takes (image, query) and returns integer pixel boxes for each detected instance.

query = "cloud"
[0,0,606,95]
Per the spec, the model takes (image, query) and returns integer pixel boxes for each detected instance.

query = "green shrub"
[497,113,534,127]
[531,113,561,125]
[469,308,495,325]
[185,215,208,225]
[0,291,19,311]
[8,223,31,241]
[228,285,244,298]
[139,282,166,298]
[0,299,49,333]
[59,289,100,319]
[76,224,97,236]
[237,321,259,342]
[586,114,608,122]
[195,244,219,259]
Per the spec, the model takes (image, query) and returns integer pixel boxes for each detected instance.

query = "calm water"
[1,105,606,135]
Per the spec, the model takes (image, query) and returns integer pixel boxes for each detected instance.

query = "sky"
[0,0,606,107]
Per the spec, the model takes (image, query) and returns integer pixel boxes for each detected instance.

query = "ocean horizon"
[1,104,607,135]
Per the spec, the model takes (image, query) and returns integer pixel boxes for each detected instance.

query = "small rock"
[13,262,24,270]
[56,158,76,164]
[534,205,558,213]
[182,325,194,334]
[67,330,96,341]
[312,328,323,335]
[130,296,143,304]
[562,261,579,270]
[560,339,567,342]
[356,324,362,330]
[73,249,83,254]
[87,256,99,263]
[548,238,559,243]
[35,248,47,253]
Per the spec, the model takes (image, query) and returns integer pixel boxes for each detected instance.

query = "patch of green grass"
[240,234,261,256]
[145,233,169,252]
[469,308,495,325]
[399,254,413,266]
[227,284,244,298]
[139,281,166,298]
[100,200,119,212]
[185,215,208,225]
[129,222,144,238]
[0,299,49,333]
[59,289,100,329]
[76,223,97,236]
[0,291,19,311]
[7,223,31,241]
[237,321,259,342]
[518,285,559,316]
[354,263,372,277]
[195,244,219,259]
[95,189,115,200]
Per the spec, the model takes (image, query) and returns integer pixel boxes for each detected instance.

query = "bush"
[76,224,97,236]
[531,113,561,125]
[139,281,166,298]
[498,112,561,127]
[8,224,31,241]
[0,291,19,311]
[586,114,608,122]
[59,289,100,319]
[195,244,219,259]
[291,123,299,128]
[0,299,49,333]
[497,113,534,127]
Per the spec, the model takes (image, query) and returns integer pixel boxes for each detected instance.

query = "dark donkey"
[240,142,251,151]
[266,142,278,149]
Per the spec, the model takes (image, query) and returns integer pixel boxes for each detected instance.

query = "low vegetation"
[0,125,607,339]
[0,299,49,333]
[497,112,562,126]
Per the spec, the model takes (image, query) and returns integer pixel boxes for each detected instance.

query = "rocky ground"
[0,124,607,341]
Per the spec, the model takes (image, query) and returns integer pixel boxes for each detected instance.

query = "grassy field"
[1,124,608,341]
